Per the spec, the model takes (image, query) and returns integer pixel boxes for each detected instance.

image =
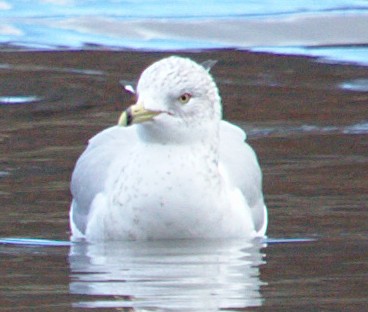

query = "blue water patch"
[1,0,366,19]
[252,46,368,66]
[0,237,315,247]
[1,1,368,65]
[0,95,42,105]
[0,171,9,177]
[343,121,368,134]
[340,79,368,92]
[264,238,316,244]
[0,237,72,247]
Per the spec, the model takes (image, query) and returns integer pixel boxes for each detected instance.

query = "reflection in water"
[69,240,265,311]
[0,95,43,105]
[339,78,368,92]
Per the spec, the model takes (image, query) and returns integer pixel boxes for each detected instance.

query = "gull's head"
[118,56,221,143]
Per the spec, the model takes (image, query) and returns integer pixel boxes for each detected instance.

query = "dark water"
[0,49,368,311]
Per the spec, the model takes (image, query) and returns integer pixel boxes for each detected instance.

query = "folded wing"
[219,121,267,235]
[70,126,138,235]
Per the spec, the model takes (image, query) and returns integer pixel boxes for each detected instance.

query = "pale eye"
[178,93,192,104]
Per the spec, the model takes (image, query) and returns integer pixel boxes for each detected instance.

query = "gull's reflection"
[69,239,266,311]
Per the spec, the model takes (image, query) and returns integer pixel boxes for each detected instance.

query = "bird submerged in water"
[70,56,267,241]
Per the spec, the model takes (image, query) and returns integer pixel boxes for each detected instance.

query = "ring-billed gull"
[70,56,267,241]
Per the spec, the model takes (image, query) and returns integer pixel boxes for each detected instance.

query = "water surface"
[1,0,368,65]
[0,49,367,310]
[1,3,368,310]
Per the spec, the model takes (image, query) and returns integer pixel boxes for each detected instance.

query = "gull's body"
[70,56,267,241]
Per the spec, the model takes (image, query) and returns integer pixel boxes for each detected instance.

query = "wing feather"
[70,125,138,234]
[219,121,267,234]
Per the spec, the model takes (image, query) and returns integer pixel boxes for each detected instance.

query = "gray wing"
[70,125,138,235]
[219,121,267,234]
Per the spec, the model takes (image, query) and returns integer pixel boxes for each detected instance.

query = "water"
[1,49,367,311]
[1,0,368,65]
[1,1,368,311]
[69,240,265,310]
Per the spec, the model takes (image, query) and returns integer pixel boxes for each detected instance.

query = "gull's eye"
[178,93,192,104]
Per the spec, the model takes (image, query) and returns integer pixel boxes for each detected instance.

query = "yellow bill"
[118,101,161,127]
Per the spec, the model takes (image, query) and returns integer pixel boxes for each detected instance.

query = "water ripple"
[340,79,368,92]
[0,95,42,105]
[244,122,368,138]
[343,121,368,134]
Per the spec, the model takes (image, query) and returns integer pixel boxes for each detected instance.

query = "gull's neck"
[137,118,219,145]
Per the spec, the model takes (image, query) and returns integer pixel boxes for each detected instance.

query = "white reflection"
[0,1,11,10]
[0,96,41,104]
[340,79,368,92]
[343,121,368,134]
[0,24,22,36]
[69,239,266,311]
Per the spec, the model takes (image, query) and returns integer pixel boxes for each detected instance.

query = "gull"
[70,56,267,241]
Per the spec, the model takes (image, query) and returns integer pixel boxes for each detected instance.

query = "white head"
[119,56,222,144]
